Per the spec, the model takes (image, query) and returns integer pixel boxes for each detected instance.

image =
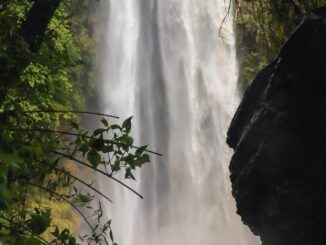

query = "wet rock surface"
[227,7,326,245]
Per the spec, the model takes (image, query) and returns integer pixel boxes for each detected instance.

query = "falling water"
[97,0,259,244]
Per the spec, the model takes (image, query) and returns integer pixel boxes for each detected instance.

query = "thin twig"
[0,215,51,245]
[7,128,162,156]
[44,162,113,203]
[22,110,119,119]
[26,182,99,239]
[52,151,144,199]
[218,0,233,39]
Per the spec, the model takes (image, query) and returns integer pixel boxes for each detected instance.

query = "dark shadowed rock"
[227,7,326,245]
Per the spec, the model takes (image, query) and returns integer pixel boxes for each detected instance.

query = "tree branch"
[7,128,162,156]
[0,215,51,245]
[0,0,62,103]
[52,150,144,199]
[22,110,119,119]
[26,182,100,241]
[44,162,113,203]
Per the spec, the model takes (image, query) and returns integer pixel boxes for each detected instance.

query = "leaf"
[70,120,79,129]
[112,160,120,172]
[122,116,132,133]
[27,208,51,235]
[125,168,136,180]
[76,193,93,204]
[0,170,6,184]
[102,144,113,153]
[93,128,106,136]
[92,137,105,151]
[125,136,134,146]
[135,145,147,155]
[137,154,150,166]
[15,236,41,245]
[78,143,89,154]
[110,124,121,130]
[52,227,60,237]
[110,229,114,242]
[87,150,101,168]
[101,117,108,127]
[68,237,76,245]
[118,135,134,147]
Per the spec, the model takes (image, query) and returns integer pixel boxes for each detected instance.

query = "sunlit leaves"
[14,236,42,245]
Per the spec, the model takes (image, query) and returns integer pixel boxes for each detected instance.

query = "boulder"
[227,7,326,245]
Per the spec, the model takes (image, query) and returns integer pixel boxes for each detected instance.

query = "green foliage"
[27,208,52,235]
[0,112,151,244]
[0,0,96,125]
[73,116,149,179]
[0,0,153,244]
[235,0,326,89]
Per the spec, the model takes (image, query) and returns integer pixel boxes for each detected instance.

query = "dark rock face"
[227,7,326,245]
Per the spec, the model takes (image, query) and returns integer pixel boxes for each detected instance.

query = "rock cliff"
[227,7,326,245]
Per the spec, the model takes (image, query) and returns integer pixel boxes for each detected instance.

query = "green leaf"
[68,237,76,245]
[70,120,79,129]
[76,193,93,204]
[0,152,21,168]
[93,128,106,136]
[125,136,134,146]
[136,154,150,166]
[0,170,6,184]
[15,236,41,245]
[110,124,121,130]
[101,118,108,127]
[87,150,101,168]
[118,135,134,147]
[135,145,147,155]
[78,143,89,154]
[51,227,60,237]
[102,144,113,153]
[110,229,114,242]
[92,137,105,151]
[27,208,51,235]
[125,168,136,180]
[112,160,120,172]
[122,116,132,133]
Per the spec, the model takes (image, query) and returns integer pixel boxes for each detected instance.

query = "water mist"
[97,0,260,244]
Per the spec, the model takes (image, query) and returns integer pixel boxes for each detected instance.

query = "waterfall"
[97,0,260,244]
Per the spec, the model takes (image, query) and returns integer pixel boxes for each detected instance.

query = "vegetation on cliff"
[235,0,326,90]
[228,7,326,244]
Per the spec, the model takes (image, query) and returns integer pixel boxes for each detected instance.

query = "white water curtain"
[97,0,260,244]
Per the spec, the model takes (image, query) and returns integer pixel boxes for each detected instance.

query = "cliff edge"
[227,7,326,245]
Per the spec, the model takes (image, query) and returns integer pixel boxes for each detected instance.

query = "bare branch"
[44,162,113,203]
[22,110,119,119]
[7,128,163,156]
[26,182,101,241]
[52,150,144,199]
